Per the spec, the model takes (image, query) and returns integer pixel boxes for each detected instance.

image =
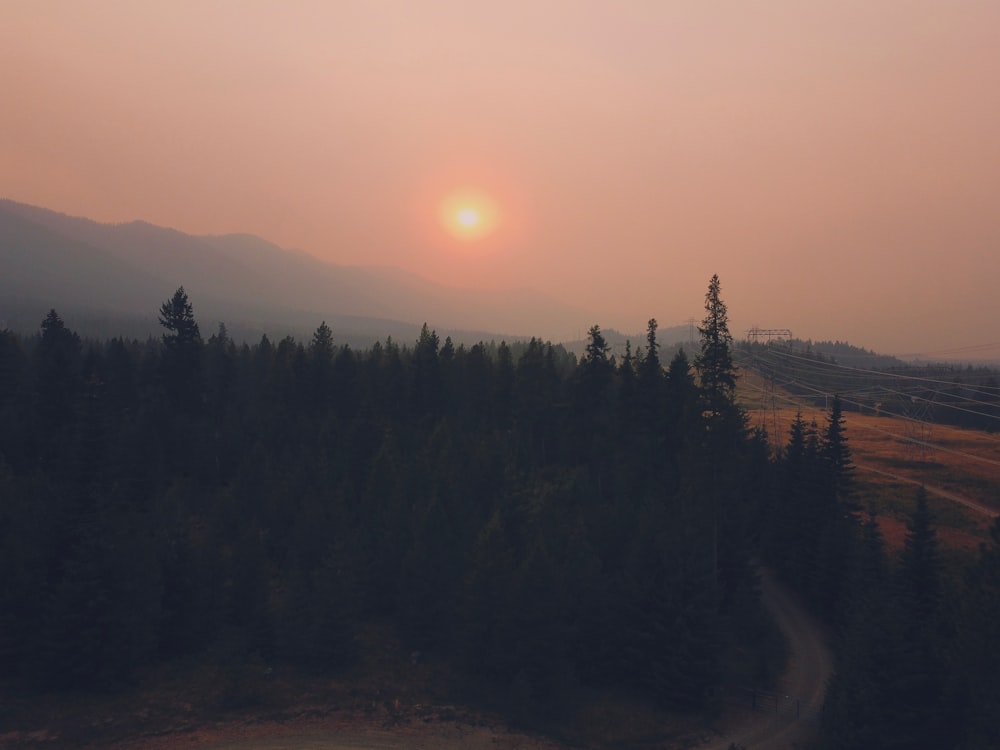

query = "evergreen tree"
[694,275,739,426]
[0,328,25,409]
[158,287,203,410]
[898,486,940,623]
[572,325,615,487]
[279,540,356,674]
[890,486,948,748]
[823,511,891,750]
[204,323,236,438]
[640,318,661,375]
[411,323,442,419]
[0,329,31,470]
[158,287,202,351]
[952,517,1000,749]
[764,412,806,579]
[310,321,334,363]
[822,395,855,507]
[693,276,746,589]
[493,341,515,429]
[662,347,697,496]
[823,495,952,750]
[397,493,460,652]
[103,337,138,413]
[615,340,638,458]
[308,321,335,410]
[331,344,359,420]
[636,318,664,426]
[513,338,560,467]
[34,309,82,430]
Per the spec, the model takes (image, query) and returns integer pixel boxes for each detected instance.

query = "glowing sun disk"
[457,208,480,227]
[439,189,499,241]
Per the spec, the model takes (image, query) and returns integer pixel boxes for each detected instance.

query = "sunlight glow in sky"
[1,1,999,353]
[438,189,500,243]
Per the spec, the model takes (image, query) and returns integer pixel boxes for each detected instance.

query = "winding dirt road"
[701,570,833,749]
[172,571,832,750]
[99,570,831,750]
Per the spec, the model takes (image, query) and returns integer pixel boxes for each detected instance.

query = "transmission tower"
[745,327,793,344]
[900,389,935,463]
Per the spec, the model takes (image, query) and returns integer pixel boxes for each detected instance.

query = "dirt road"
[185,571,832,750]
[104,709,567,750]
[95,571,830,750]
[701,570,833,749]
[856,462,999,519]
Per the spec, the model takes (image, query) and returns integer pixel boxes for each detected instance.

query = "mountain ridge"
[0,199,593,346]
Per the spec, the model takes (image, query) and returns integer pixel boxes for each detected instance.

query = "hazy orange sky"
[3,1,999,355]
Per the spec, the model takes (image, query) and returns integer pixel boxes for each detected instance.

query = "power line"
[739,348,1000,425]
[758,348,1000,396]
[737,372,1000,470]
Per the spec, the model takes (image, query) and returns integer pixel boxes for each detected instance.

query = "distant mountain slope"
[0,200,590,344]
[0,206,167,313]
[561,325,696,360]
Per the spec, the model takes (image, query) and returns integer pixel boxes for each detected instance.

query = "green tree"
[636,318,664,424]
[662,347,698,496]
[693,276,746,589]
[572,325,615,480]
[205,323,236,424]
[158,287,202,351]
[952,517,1000,749]
[616,340,638,438]
[310,321,334,363]
[822,395,855,507]
[583,324,612,373]
[103,337,138,412]
[331,344,359,419]
[158,287,203,409]
[411,323,442,419]
[0,328,27,409]
[0,329,32,470]
[764,412,818,589]
[34,309,82,429]
[889,486,948,748]
[822,511,891,750]
[898,486,940,623]
[823,490,952,750]
[279,540,356,674]
[493,341,515,429]
[694,275,739,426]
[308,321,335,410]
[513,338,561,467]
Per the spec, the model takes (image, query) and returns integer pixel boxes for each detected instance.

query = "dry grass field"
[739,368,1000,551]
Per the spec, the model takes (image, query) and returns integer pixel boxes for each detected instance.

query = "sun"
[439,189,499,241]
[456,208,480,228]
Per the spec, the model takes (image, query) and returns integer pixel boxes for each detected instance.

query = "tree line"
[1,277,998,747]
[0,278,766,708]
[759,397,1000,749]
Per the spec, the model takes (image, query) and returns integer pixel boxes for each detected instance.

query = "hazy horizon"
[3,1,999,357]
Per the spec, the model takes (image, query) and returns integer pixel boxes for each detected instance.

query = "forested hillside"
[1,277,998,749]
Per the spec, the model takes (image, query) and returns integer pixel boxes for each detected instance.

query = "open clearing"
[740,368,1000,549]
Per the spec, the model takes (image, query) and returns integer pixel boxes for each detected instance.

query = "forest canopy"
[1,278,997,749]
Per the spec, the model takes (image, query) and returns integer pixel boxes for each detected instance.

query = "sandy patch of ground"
[102,708,568,750]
